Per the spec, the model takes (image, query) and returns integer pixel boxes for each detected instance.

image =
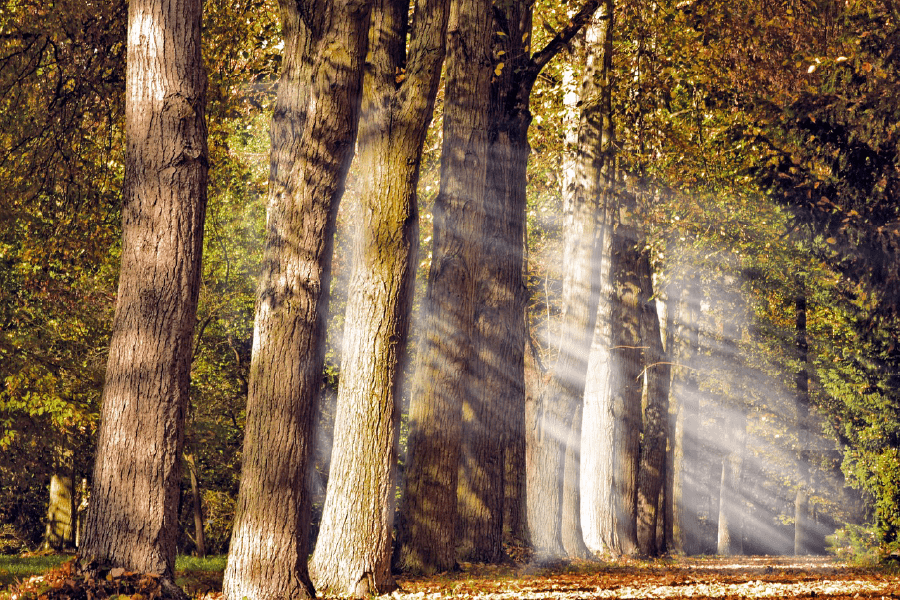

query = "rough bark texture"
[603,181,645,557]
[222,2,370,598]
[308,0,448,593]
[636,250,671,557]
[80,0,207,589]
[396,0,493,574]
[670,277,702,555]
[794,288,811,555]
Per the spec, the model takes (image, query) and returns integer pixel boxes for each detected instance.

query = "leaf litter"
[3,555,898,599]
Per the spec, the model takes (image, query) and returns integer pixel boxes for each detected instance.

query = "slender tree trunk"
[80,0,207,592]
[222,2,370,598]
[308,0,449,593]
[43,469,75,551]
[671,277,702,555]
[794,287,811,555]
[396,0,493,574]
[185,451,206,558]
[636,249,671,557]
[716,411,746,556]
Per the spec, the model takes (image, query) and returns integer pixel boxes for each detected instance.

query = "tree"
[307,0,450,593]
[397,0,494,573]
[222,1,371,597]
[530,0,612,560]
[79,0,207,593]
[636,248,671,556]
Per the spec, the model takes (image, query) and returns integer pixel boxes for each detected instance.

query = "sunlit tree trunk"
[222,2,370,598]
[637,250,671,557]
[396,0,493,573]
[43,448,75,551]
[794,287,811,555]
[308,0,449,593]
[80,0,207,592]
[670,276,702,555]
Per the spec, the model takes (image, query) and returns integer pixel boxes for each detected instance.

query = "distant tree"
[221,1,371,597]
[794,286,812,555]
[79,0,207,593]
[307,0,450,593]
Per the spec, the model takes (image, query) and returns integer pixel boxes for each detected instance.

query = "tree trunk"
[80,0,207,590]
[222,2,370,598]
[794,287,811,555]
[185,451,206,558]
[308,0,449,593]
[670,277,702,555]
[636,250,671,557]
[43,470,75,551]
[396,0,493,574]
[603,177,644,557]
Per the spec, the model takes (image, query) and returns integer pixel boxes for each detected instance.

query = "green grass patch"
[0,554,70,589]
[0,554,227,594]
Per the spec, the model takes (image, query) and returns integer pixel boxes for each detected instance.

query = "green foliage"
[827,523,882,565]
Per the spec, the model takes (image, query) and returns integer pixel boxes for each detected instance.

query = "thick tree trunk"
[80,0,207,590]
[396,0,493,574]
[222,2,370,598]
[308,0,448,594]
[603,183,645,557]
[636,250,671,557]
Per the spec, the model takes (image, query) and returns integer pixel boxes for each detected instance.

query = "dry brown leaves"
[381,556,900,600]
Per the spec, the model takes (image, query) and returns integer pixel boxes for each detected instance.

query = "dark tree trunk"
[603,178,645,557]
[636,249,671,557]
[185,451,206,558]
[222,2,370,598]
[396,0,494,574]
[80,0,207,591]
[308,0,449,593]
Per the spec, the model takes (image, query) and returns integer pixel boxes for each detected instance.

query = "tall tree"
[307,0,450,593]
[529,1,612,560]
[397,0,494,573]
[222,1,371,597]
[636,248,671,556]
[460,0,606,562]
[79,0,207,593]
[669,275,702,555]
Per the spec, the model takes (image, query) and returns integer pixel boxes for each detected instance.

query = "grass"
[0,553,227,593]
[0,554,70,589]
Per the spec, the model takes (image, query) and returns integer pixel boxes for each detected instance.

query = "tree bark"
[308,0,449,593]
[636,250,671,557]
[396,0,493,574]
[222,2,370,598]
[670,277,702,555]
[80,0,207,591]
[185,451,206,558]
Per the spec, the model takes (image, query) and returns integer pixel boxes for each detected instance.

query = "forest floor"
[2,554,899,599]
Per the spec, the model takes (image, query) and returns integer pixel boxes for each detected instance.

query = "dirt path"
[390,556,900,600]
